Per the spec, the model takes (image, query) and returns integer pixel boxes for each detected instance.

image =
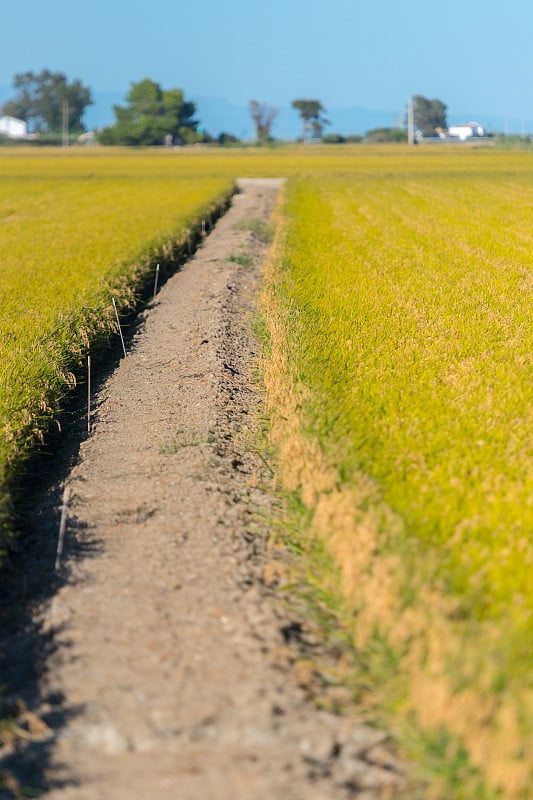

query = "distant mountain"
[2,84,523,139]
[193,96,253,139]
[325,106,401,136]
[85,90,125,130]
[195,96,401,140]
[451,111,526,135]
[85,92,404,139]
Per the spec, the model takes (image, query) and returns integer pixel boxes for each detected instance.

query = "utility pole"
[407,95,415,145]
[62,99,69,148]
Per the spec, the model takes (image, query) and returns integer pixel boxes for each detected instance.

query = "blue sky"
[3,0,533,134]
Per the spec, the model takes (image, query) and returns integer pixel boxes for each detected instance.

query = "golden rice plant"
[262,161,533,798]
[0,149,234,544]
[5,145,533,796]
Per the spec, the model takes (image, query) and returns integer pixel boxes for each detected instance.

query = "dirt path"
[1,179,409,799]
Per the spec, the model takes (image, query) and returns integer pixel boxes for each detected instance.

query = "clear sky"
[3,0,532,128]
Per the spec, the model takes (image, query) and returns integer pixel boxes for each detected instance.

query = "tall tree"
[1,70,92,132]
[413,95,447,136]
[100,79,199,145]
[291,99,329,142]
[248,100,277,142]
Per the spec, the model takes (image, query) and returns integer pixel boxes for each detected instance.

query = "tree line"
[2,70,92,134]
[0,70,449,145]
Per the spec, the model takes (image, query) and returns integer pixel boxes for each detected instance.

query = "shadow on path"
[0,204,225,796]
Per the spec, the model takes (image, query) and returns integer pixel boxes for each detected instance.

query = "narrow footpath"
[1,179,409,800]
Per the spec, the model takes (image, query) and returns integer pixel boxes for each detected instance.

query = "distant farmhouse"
[448,122,486,141]
[416,121,488,143]
[0,116,27,139]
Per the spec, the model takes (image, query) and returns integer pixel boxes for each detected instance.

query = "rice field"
[261,156,533,798]
[0,149,234,542]
[4,144,533,797]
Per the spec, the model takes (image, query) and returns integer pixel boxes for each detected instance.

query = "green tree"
[1,70,92,133]
[217,132,240,146]
[249,100,277,142]
[366,127,408,143]
[413,95,447,136]
[291,99,329,142]
[99,79,199,146]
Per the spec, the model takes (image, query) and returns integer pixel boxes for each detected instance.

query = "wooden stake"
[201,220,206,238]
[112,297,127,358]
[87,354,91,433]
[55,486,71,571]
[153,263,160,299]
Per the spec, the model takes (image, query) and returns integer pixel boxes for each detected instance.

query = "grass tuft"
[226,252,253,267]
[234,216,274,243]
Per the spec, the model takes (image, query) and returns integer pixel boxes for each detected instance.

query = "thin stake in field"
[55,485,71,571]
[87,353,91,433]
[112,297,127,358]
[153,263,160,299]
[201,220,206,238]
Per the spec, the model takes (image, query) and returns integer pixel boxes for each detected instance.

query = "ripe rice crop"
[4,144,533,796]
[262,161,533,797]
[0,149,234,542]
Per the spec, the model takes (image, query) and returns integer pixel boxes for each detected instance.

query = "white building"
[448,122,486,141]
[0,116,27,139]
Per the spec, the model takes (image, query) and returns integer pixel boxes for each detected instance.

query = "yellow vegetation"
[5,144,533,796]
[0,148,233,536]
[261,156,533,798]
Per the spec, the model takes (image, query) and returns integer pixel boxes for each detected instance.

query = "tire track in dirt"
[1,179,411,800]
